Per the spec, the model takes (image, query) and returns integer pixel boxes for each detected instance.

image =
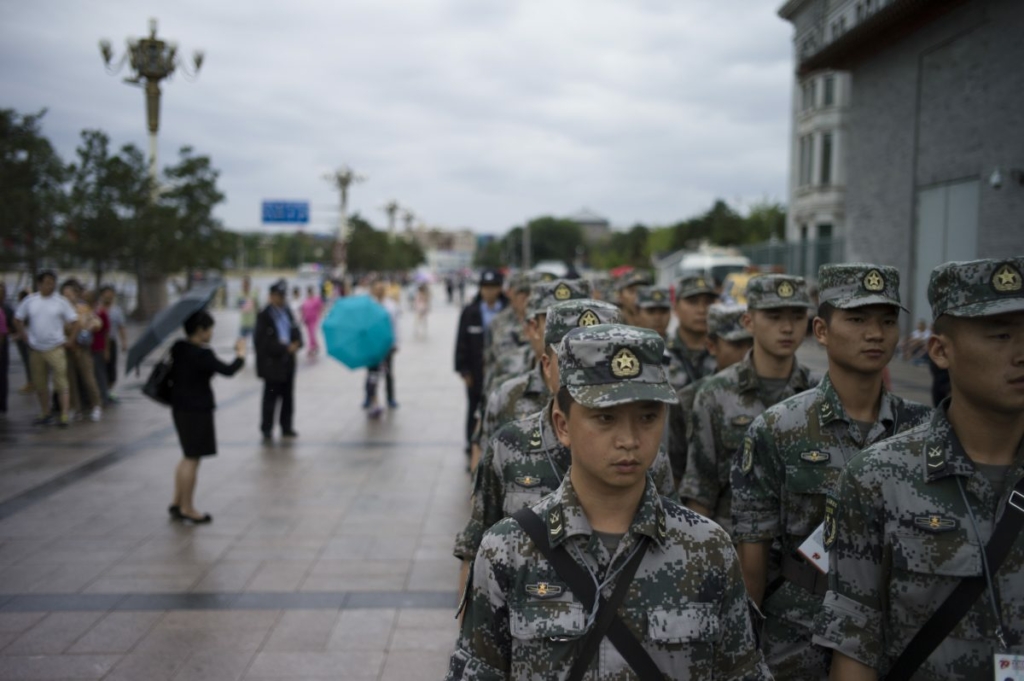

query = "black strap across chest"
[511,508,664,681]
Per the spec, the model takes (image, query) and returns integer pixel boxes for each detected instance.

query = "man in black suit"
[454,269,507,464]
[255,280,303,442]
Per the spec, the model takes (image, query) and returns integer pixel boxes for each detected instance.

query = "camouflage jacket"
[813,406,1024,679]
[478,364,550,453]
[665,332,717,393]
[679,352,818,532]
[447,474,771,680]
[731,373,931,629]
[454,403,679,562]
[667,375,712,486]
[484,344,534,405]
[485,307,526,376]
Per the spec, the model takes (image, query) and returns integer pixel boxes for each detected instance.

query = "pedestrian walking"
[300,285,323,357]
[14,290,33,393]
[237,275,259,341]
[816,258,1024,680]
[454,269,507,463]
[98,286,127,400]
[364,280,399,416]
[83,290,112,406]
[413,283,430,339]
[447,324,771,679]
[168,310,246,524]
[13,271,78,426]
[61,280,102,422]
[255,279,302,442]
[731,264,931,680]
[0,282,13,414]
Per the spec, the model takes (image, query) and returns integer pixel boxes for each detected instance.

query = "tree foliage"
[345,213,426,273]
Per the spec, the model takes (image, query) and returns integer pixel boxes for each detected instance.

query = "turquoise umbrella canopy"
[321,295,394,369]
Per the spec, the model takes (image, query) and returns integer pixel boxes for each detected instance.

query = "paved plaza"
[0,289,934,680]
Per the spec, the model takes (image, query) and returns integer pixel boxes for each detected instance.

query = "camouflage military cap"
[506,272,529,293]
[818,263,906,311]
[708,303,752,341]
[544,299,622,347]
[635,286,672,309]
[526,279,592,319]
[928,257,1024,320]
[558,324,677,408]
[745,274,813,310]
[615,271,653,291]
[676,274,717,299]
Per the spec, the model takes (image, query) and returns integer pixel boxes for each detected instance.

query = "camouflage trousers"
[763,615,831,681]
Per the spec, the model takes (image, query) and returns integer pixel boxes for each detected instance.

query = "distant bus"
[676,252,750,289]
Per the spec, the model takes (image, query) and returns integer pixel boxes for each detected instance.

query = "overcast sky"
[2,1,796,235]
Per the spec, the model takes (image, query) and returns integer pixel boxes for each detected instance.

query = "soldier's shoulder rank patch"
[741,436,754,474]
[801,450,830,464]
[525,582,563,599]
[823,497,839,550]
[514,475,542,488]
[548,507,564,539]
[732,415,753,427]
[914,515,958,533]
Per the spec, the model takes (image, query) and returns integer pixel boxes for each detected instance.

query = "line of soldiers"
[447,257,1024,680]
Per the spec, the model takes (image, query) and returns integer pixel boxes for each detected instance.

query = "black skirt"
[172,409,217,459]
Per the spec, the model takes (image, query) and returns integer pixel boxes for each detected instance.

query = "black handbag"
[143,352,174,406]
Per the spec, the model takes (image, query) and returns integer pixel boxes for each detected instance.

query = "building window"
[824,75,835,106]
[820,132,833,185]
[799,135,814,187]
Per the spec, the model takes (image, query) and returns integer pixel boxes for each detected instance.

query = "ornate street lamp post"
[99,18,203,183]
[324,166,366,275]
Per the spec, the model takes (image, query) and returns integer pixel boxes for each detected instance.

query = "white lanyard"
[955,476,1009,652]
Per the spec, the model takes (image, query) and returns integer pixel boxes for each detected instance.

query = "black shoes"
[168,506,212,524]
[282,431,299,438]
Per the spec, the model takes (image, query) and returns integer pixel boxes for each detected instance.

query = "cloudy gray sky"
[2,1,796,235]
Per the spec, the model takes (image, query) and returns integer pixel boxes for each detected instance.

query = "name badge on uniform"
[797,522,829,574]
[994,653,1024,681]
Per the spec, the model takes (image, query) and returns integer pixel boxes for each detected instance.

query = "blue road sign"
[262,201,310,224]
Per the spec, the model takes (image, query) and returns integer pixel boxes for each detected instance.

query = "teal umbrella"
[322,295,394,369]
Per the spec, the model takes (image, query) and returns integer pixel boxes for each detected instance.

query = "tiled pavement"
[0,287,935,680]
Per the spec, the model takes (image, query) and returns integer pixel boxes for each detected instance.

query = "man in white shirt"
[13,271,78,426]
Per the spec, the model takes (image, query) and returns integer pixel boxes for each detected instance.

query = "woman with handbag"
[168,310,245,524]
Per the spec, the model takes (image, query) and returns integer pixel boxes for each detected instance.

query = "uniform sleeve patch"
[823,497,838,550]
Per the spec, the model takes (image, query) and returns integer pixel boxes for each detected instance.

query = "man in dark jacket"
[255,280,303,442]
[454,269,507,462]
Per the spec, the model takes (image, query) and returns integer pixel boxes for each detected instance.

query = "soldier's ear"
[552,403,572,448]
[741,312,754,331]
[928,333,951,370]
[812,316,829,347]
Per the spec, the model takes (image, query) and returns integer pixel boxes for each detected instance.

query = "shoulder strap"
[512,508,664,681]
[886,477,1024,680]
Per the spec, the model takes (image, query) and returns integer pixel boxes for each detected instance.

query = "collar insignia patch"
[801,450,830,464]
[992,264,1022,293]
[548,507,564,538]
[610,348,641,378]
[926,446,945,469]
[863,270,885,292]
[578,310,601,327]
[526,582,563,599]
[915,515,957,533]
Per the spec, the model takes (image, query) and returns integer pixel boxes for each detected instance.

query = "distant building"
[778,0,1024,326]
[568,208,612,246]
[405,226,476,273]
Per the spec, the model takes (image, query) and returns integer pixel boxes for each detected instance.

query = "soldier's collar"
[547,471,668,549]
[736,351,759,393]
[525,363,549,396]
[923,405,974,482]
[814,374,897,429]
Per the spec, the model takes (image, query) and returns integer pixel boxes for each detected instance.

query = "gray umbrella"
[125,283,221,374]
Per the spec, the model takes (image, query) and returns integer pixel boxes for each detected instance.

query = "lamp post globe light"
[99,18,203,183]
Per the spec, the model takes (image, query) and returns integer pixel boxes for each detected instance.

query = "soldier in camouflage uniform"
[667,303,753,486]
[731,264,932,680]
[483,273,531,381]
[680,274,818,531]
[615,271,652,325]
[633,286,673,339]
[665,274,720,392]
[447,324,771,680]
[477,280,592,451]
[814,258,1024,681]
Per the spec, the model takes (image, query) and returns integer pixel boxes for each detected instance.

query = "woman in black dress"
[169,310,245,524]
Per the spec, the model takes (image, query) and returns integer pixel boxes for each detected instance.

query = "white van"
[676,252,750,289]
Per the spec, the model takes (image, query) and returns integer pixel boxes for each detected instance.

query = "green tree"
[0,109,69,277]
[743,200,786,242]
[526,216,583,264]
[345,214,425,273]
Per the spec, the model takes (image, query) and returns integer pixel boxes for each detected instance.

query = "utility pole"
[382,200,400,237]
